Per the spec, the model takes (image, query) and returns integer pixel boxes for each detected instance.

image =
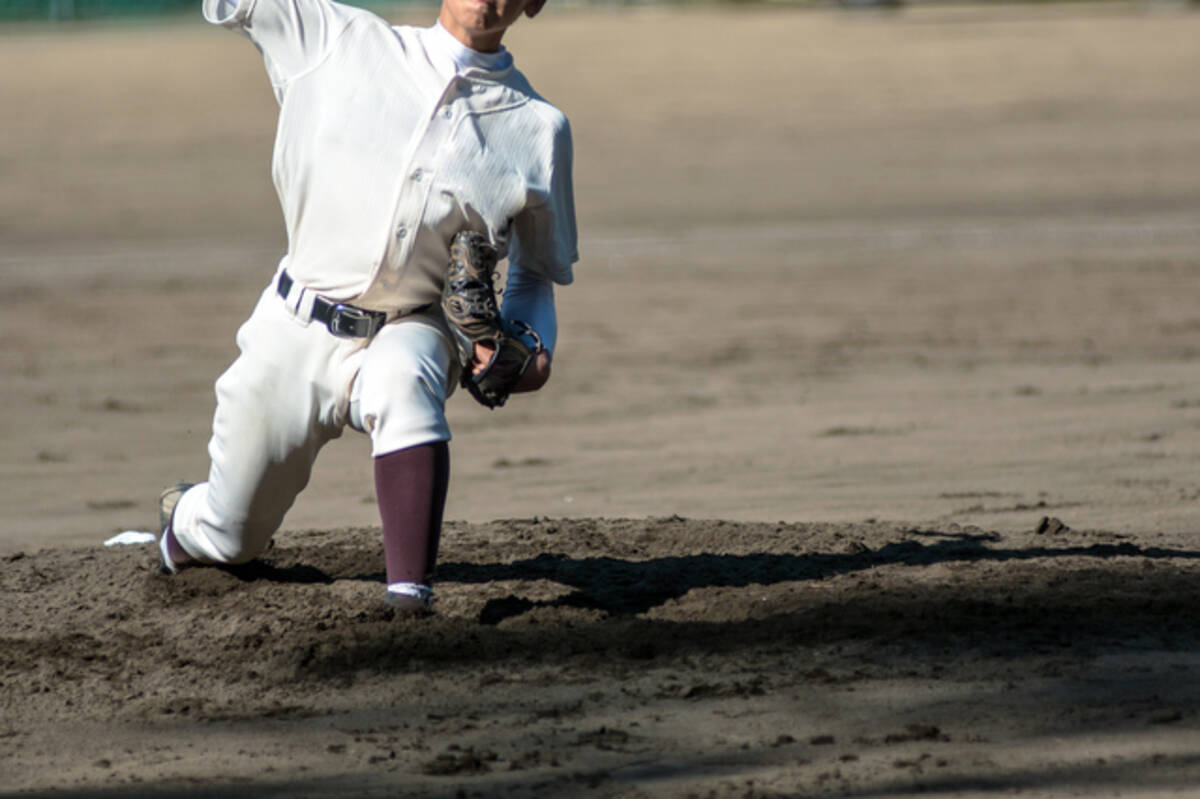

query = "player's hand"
[469,341,494,377]
[471,343,551,393]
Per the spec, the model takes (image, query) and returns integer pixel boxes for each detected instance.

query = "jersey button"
[411,169,423,182]
[396,227,408,240]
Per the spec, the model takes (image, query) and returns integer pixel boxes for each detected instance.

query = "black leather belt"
[276,270,387,339]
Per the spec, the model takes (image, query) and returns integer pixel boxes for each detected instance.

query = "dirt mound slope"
[5,517,1200,797]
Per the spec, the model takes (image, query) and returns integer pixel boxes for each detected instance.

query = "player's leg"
[352,315,456,611]
[165,287,356,567]
[373,441,450,610]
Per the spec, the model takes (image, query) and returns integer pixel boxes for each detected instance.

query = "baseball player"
[157,0,578,616]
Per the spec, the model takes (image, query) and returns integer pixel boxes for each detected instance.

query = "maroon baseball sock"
[374,441,450,587]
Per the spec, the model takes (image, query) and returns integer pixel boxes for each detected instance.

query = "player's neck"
[432,21,512,73]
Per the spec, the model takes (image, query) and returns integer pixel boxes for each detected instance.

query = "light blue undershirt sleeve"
[501,262,557,356]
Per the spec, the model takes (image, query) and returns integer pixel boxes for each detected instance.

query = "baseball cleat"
[385,582,434,617]
[157,482,196,575]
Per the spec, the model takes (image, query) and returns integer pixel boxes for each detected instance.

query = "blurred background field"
[3,1,1200,551]
[5,0,1200,243]
[6,0,1200,24]
[8,0,863,24]
[4,0,839,23]
[6,7,1200,793]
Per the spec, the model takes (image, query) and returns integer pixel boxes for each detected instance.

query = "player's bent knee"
[196,517,276,565]
[356,348,450,454]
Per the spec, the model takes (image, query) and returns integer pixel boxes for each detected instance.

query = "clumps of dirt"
[5,517,1200,795]
[1036,516,1071,535]
[2,517,1197,721]
[422,746,498,775]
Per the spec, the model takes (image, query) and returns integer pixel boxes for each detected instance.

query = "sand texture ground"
[3,3,1200,796]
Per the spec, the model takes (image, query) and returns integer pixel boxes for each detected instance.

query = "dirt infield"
[5,518,1200,796]
[4,2,1200,796]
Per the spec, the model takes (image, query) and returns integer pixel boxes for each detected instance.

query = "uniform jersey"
[202,0,579,317]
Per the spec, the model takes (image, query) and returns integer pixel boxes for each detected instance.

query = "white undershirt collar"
[431,21,513,74]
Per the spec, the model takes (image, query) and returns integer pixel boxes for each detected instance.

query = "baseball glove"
[441,231,542,409]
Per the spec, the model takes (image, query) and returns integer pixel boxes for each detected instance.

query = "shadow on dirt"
[432,531,1200,623]
[11,523,1200,687]
[7,523,1200,799]
[280,530,1200,677]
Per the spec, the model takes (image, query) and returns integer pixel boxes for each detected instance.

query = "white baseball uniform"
[171,0,578,565]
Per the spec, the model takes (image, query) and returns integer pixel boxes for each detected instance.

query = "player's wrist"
[512,350,551,393]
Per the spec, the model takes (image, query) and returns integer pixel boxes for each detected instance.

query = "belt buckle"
[328,304,379,338]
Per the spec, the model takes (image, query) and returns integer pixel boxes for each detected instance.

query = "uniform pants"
[171,281,456,565]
